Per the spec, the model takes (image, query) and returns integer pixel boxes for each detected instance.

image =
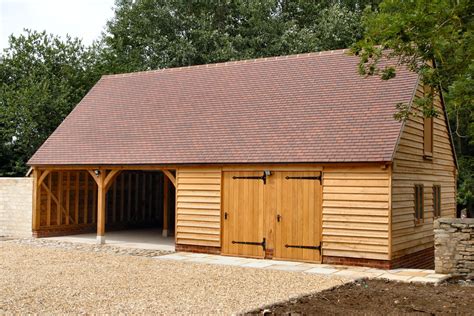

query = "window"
[433,185,441,218]
[423,85,434,159]
[414,184,424,223]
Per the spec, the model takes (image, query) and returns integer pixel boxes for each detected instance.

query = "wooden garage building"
[28,49,457,269]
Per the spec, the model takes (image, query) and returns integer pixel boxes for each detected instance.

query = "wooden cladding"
[176,168,222,247]
[391,81,456,259]
[322,166,390,261]
[414,184,424,223]
[423,85,434,158]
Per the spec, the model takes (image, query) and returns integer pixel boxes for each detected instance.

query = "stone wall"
[0,177,33,237]
[434,218,474,278]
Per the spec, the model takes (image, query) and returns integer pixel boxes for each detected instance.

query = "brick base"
[323,247,435,269]
[323,256,391,269]
[33,225,95,238]
[175,244,221,255]
[391,247,434,269]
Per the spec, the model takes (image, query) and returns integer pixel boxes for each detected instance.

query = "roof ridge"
[102,48,350,79]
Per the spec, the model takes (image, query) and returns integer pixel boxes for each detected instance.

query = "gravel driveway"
[0,242,349,314]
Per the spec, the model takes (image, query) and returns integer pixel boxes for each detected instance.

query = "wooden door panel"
[222,171,265,258]
[274,171,322,262]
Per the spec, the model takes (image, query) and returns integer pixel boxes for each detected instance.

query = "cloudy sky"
[0,0,116,49]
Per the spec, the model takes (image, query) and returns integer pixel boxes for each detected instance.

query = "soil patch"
[252,279,474,315]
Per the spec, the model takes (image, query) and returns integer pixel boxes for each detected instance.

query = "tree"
[101,0,373,73]
[352,0,473,210]
[0,30,101,176]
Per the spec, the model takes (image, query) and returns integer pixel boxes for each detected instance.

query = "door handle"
[224,212,228,220]
[277,214,281,222]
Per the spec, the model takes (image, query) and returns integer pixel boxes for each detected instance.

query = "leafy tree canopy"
[101,0,375,73]
[352,0,473,209]
[0,30,101,176]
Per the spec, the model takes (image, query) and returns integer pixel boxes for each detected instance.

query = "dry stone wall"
[434,218,474,279]
[0,178,33,237]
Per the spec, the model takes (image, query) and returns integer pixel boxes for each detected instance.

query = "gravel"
[0,241,349,314]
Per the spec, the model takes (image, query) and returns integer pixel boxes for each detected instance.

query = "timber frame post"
[32,168,41,233]
[162,176,169,237]
[88,169,121,244]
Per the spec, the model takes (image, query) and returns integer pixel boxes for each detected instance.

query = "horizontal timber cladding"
[391,84,456,260]
[175,168,222,247]
[322,166,391,260]
[35,170,165,235]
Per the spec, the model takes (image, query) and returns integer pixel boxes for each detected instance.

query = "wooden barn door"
[274,171,322,262]
[222,171,265,258]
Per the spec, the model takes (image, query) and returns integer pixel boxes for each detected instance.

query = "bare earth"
[0,242,348,314]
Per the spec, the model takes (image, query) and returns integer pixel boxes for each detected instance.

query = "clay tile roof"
[28,49,419,166]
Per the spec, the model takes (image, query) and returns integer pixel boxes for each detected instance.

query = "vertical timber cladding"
[322,166,391,260]
[222,170,322,262]
[175,168,222,247]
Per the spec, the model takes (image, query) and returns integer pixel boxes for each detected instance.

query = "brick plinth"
[323,256,391,269]
[33,225,95,238]
[391,247,434,269]
[175,244,221,255]
[323,247,434,269]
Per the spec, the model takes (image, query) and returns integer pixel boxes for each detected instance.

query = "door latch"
[224,212,228,220]
[277,214,281,222]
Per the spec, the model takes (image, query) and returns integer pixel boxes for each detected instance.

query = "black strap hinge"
[232,238,266,251]
[233,172,267,184]
[285,244,321,252]
[285,176,321,181]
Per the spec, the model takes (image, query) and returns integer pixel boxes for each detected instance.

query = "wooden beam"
[104,170,121,191]
[40,182,75,224]
[96,171,107,244]
[84,172,89,224]
[162,177,169,237]
[57,172,63,225]
[66,172,70,225]
[120,174,125,222]
[162,169,176,187]
[37,169,51,188]
[32,168,40,231]
[87,170,99,185]
[46,173,51,226]
[75,172,79,224]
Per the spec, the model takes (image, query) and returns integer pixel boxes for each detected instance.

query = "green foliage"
[353,0,474,210]
[101,0,371,72]
[0,30,101,176]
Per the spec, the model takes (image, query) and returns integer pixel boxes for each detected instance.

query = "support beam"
[162,176,169,237]
[32,168,40,232]
[162,169,176,187]
[96,171,107,244]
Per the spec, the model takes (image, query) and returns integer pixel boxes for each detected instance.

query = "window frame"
[414,184,424,224]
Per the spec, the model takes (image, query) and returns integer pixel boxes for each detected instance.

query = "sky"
[0,0,116,50]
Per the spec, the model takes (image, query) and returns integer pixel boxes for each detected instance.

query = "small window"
[414,184,424,223]
[423,85,434,159]
[433,185,441,218]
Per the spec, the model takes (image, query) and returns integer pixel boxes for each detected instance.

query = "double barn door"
[222,171,322,262]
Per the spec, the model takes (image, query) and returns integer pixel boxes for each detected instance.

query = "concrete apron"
[43,228,175,252]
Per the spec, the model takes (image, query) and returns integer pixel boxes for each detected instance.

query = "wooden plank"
[57,172,63,225]
[84,172,88,224]
[32,168,40,231]
[75,172,79,224]
[120,173,125,222]
[66,172,70,225]
[163,177,169,236]
[46,173,51,226]
[112,179,117,223]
